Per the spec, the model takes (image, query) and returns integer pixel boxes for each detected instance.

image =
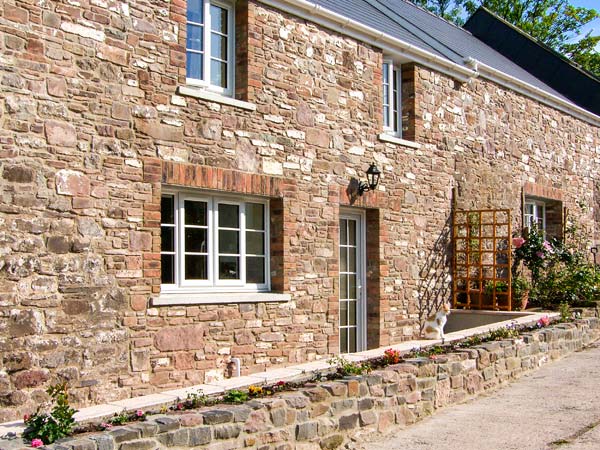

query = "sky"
[569,0,600,49]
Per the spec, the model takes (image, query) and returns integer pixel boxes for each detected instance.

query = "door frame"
[339,208,367,353]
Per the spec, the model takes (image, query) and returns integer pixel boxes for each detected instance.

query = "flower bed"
[4,318,599,450]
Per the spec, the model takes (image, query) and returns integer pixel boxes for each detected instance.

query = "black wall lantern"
[357,162,381,196]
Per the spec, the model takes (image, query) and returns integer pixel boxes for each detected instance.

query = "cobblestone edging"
[5,319,599,450]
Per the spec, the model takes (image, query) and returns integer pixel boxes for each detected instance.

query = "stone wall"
[1,0,600,421]
[7,318,599,450]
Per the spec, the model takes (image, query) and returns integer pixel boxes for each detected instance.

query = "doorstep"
[0,311,554,438]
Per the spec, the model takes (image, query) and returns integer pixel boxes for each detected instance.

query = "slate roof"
[312,0,571,103]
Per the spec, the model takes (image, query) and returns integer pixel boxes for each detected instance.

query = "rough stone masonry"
[1,0,599,421]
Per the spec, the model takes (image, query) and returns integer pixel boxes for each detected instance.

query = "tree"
[413,0,600,77]
[410,0,465,24]
[462,0,600,77]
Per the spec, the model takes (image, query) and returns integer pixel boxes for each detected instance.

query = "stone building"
[1,0,599,420]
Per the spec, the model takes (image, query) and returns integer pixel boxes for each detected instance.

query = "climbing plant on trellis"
[452,209,512,310]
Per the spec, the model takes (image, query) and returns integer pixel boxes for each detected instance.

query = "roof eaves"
[258,0,477,82]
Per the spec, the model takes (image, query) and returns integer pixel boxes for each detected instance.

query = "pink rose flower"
[537,315,550,327]
[512,237,525,248]
[31,438,44,448]
[136,409,144,417]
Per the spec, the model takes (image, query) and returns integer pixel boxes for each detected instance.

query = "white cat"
[423,302,451,341]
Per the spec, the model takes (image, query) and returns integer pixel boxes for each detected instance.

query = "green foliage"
[223,389,249,403]
[410,0,465,24]
[108,409,146,426]
[408,345,447,358]
[413,0,600,77]
[23,383,77,445]
[484,280,508,294]
[487,323,520,340]
[466,0,600,77]
[558,301,572,322]
[328,356,372,376]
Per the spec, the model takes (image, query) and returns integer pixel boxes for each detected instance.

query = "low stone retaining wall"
[8,319,600,450]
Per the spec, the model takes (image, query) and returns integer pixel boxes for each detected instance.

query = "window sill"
[177,86,257,111]
[152,292,291,306]
[378,133,422,149]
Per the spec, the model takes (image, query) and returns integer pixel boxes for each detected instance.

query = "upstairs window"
[383,60,402,136]
[524,200,546,233]
[186,0,234,96]
[161,192,270,292]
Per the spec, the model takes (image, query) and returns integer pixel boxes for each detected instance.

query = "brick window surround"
[143,159,294,297]
[523,182,564,241]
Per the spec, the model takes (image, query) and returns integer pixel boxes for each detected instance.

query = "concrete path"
[353,342,600,450]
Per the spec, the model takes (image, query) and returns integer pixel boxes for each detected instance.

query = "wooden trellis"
[452,209,513,311]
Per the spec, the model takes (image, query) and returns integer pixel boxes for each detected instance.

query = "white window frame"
[524,199,546,234]
[186,0,235,96]
[383,60,402,137]
[161,190,270,293]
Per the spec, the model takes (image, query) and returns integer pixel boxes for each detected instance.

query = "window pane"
[187,24,204,51]
[210,4,228,33]
[246,256,265,284]
[340,301,348,326]
[340,220,347,245]
[218,204,239,228]
[340,247,348,273]
[210,59,227,88]
[161,196,174,224]
[348,220,356,245]
[246,203,264,230]
[185,228,207,253]
[246,231,264,255]
[349,301,357,326]
[348,274,357,299]
[211,34,227,60]
[186,51,203,80]
[161,226,175,252]
[219,229,239,254]
[340,274,348,299]
[185,200,207,226]
[348,247,356,273]
[383,63,389,84]
[340,328,348,353]
[161,254,175,284]
[348,328,356,353]
[185,255,207,280]
[219,256,239,279]
[187,0,204,23]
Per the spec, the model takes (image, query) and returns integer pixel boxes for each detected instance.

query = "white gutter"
[466,58,600,127]
[258,0,477,83]
[258,0,600,127]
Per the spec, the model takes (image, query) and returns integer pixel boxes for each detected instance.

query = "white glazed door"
[339,212,366,353]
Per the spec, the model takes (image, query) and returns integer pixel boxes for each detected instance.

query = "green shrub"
[223,389,248,403]
[23,383,77,445]
[328,356,371,376]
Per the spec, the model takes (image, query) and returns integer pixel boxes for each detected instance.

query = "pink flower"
[512,237,525,248]
[31,438,44,448]
[537,315,550,327]
[23,413,30,422]
[536,251,545,259]
[100,422,112,429]
[543,241,553,253]
[136,409,144,417]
